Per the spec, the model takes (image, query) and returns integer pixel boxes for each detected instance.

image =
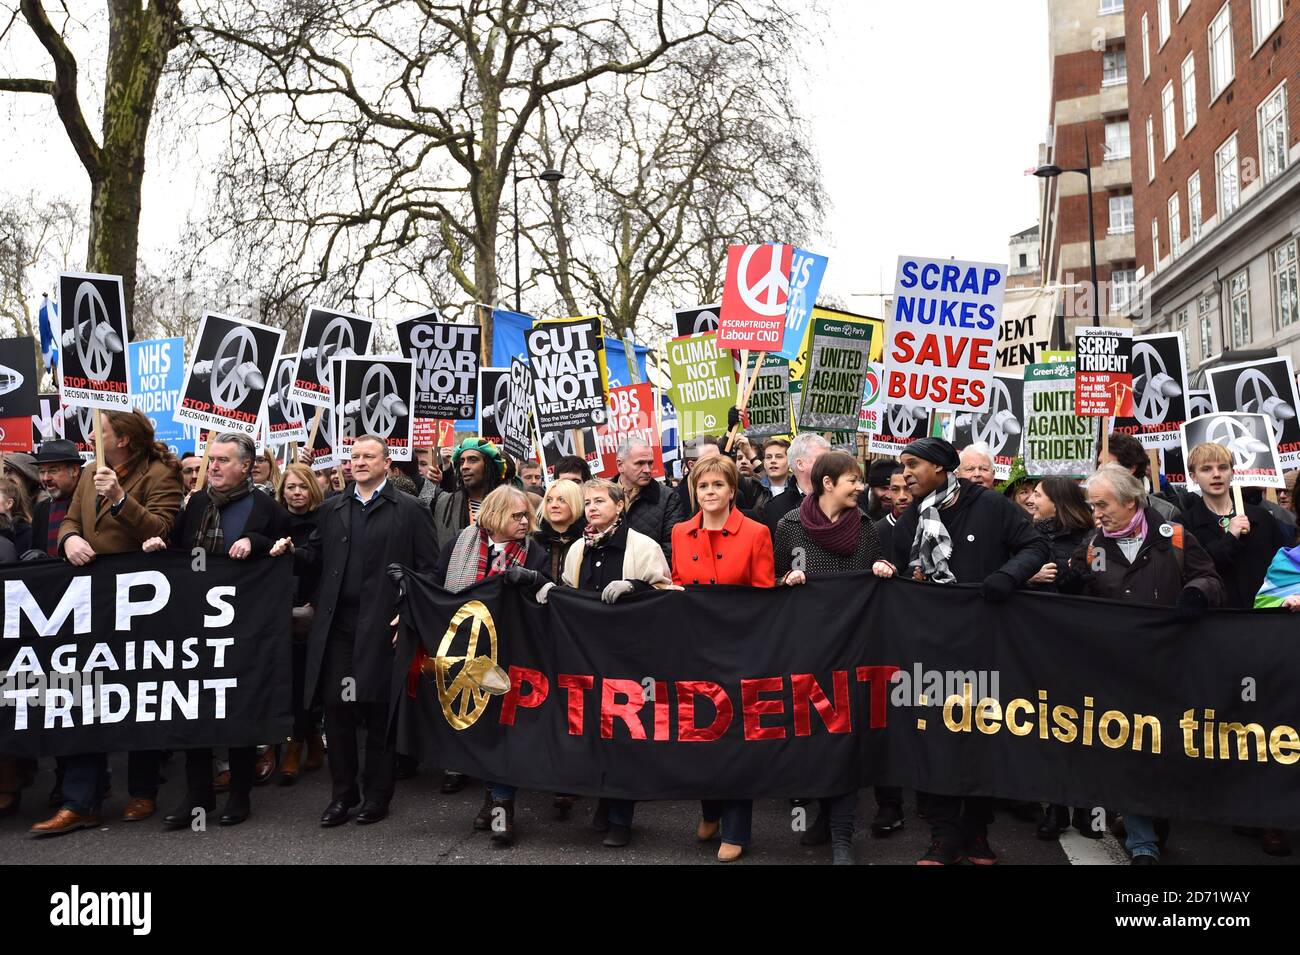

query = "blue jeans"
[1125,813,1160,860]
[488,782,516,802]
[606,799,635,827]
[62,753,107,813]
[701,799,753,847]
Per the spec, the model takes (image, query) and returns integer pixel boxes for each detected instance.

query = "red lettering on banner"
[653,680,670,741]
[499,666,549,726]
[557,674,594,735]
[676,680,733,742]
[740,676,787,740]
[856,665,901,728]
[791,671,853,736]
[600,678,648,740]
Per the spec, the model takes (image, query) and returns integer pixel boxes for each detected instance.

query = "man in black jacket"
[142,432,290,829]
[271,434,439,827]
[617,436,686,560]
[890,436,1049,866]
[758,433,831,539]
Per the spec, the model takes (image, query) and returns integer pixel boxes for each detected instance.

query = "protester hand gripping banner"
[501,358,534,464]
[1181,411,1285,489]
[1021,361,1098,478]
[741,354,790,439]
[666,331,736,440]
[798,317,872,433]
[0,337,38,452]
[395,312,481,421]
[718,243,793,351]
[858,363,883,435]
[335,356,415,461]
[885,256,1004,413]
[674,303,721,339]
[1109,333,1190,448]
[994,287,1058,372]
[290,306,374,407]
[595,383,664,479]
[953,373,1025,480]
[266,353,307,446]
[867,401,930,456]
[175,313,284,439]
[56,272,131,412]
[526,318,608,432]
[777,248,829,361]
[1207,356,1300,468]
[1074,326,1134,417]
[0,552,292,758]
[393,573,1300,827]
[128,338,187,456]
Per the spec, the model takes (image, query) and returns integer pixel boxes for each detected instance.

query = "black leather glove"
[980,571,1016,604]
[1175,586,1208,621]
[727,405,740,430]
[503,566,541,589]
[386,563,407,598]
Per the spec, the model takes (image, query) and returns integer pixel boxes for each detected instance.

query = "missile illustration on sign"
[61,319,122,355]
[0,363,24,397]
[1234,368,1296,434]
[193,356,265,391]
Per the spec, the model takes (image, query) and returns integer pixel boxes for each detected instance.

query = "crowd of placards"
[3,250,1300,867]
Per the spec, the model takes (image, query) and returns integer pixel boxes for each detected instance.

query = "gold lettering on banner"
[432,600,500,731]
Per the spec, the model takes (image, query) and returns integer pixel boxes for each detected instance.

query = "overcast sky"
[1,1,1050,322]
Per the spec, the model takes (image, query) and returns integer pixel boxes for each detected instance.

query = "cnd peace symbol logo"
[736,245,789,317]
[431,600,509,730]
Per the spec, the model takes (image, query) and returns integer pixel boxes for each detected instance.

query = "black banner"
[0,552,292,757]
[395,313,480,420]
[396,573,1300,828]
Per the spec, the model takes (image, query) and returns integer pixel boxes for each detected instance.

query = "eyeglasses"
[510,511,530,523]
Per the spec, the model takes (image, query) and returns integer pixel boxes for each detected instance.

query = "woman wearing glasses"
[431,484,550,847]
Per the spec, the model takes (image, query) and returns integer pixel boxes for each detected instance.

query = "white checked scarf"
[908,473,960,584]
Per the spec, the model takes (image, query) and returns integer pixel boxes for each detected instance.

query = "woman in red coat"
[670,454,774,862]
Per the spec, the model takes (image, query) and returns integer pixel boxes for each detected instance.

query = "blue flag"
[38,295,58,374]
[777,249,829,361]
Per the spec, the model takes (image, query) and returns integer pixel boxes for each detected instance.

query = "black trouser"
[181,746,255,804]
[923,792,994,846]
[874,785,902,809]
[820,791,858,842]
[291,639,322,741]
[321,621,394,806]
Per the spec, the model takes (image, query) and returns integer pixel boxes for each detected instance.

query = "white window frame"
[1252,0,1284,50]
[1100,0,1124,13]
[1147,115,1156,182]
[1112,269,1137,313]
[1208,2,1235,102]
[1102,45,1128,87]
[1152,217,1161,272]
[1188,171,1203,242]
[1142,13,1151,79]
[1257,80,1289,185]
[1168,194,1183,259]
[1216,132,1240,218]
[1229,269,1251,346]
[1109,192,1135,234]
[1158,0,1171,47]
[1199,299,1215,359]
[1181,53,1197,132]
[1271,239,1300,330]
[1161,82,1177,157]
[1179,0,1191,18]
[1105,117,1131,161]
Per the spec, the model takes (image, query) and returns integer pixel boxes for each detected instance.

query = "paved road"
[2,752,1294,865]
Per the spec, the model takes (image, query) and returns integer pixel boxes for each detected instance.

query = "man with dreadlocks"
[889,436,1049,866]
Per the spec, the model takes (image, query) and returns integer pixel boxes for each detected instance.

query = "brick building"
[1040,0,1138,338]
[1126,0,1300,375]
[1008,224,1042,288]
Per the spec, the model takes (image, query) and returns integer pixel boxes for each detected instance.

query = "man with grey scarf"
[889,436,1049,866]
[143,432,291,829]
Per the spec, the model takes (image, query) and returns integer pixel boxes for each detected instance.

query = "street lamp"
[1034,129,1100,329]
[513,162,565,312]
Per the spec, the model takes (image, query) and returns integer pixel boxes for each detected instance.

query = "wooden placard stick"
[1232,483,1249,534]
[196,440,214,492]
[724,352,769,452]
[305,407,324,462]
[93,408,105,471]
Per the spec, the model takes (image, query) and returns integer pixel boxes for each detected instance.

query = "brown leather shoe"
[717,842,745,862]
[278,741,302,786]
[212,769,231,793]
[253,747,277,785]
[303,734,325,772]
[696,818,720,842]
[122,798,155,822]
[30,808,102,837]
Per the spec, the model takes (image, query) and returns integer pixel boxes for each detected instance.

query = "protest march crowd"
[2,404,1298,867]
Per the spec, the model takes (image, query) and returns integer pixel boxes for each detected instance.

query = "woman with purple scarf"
[774,450,896,865]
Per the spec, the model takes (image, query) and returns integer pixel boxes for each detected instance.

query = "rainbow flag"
[1255,545,1300,608]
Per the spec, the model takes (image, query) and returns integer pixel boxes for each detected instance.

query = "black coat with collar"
[623,477,686,561]
[1178,497,1284,609]
[298,481,439,705]
[759,484,805,540]
[169,486,290,555]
